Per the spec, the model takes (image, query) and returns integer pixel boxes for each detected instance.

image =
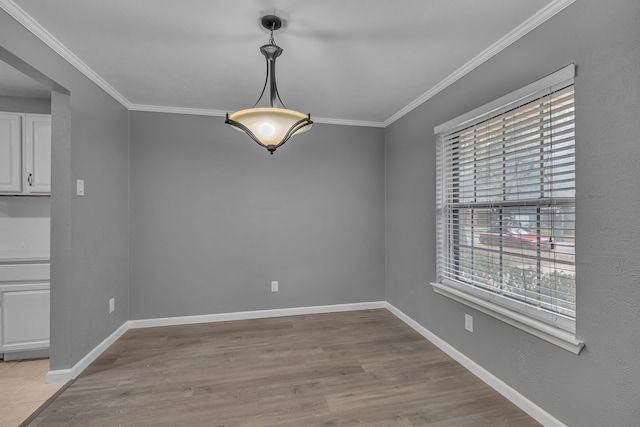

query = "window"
[433,65,583,353]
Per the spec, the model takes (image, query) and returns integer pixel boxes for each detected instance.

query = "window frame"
[432,64,584,354]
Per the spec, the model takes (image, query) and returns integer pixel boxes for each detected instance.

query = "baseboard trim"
[385,302,565,427]
[45,321,129,383]
[128,301,387,329]
[45,301,386,383]
[44,300,562,426]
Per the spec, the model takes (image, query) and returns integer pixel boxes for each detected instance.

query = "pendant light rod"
[260,44,282,108]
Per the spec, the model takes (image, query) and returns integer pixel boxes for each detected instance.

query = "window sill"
[431,281,585,354]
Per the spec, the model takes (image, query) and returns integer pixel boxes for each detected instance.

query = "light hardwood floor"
[27,309,540,426]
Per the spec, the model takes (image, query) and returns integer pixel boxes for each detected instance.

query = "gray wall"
[0,10,130,370]
[385,1,640,425]
[130,113,385,319]
[0,95,50,114]
[3,3,637,423]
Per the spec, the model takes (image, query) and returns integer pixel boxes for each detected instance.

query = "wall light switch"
[76,179,85,196]
[109,298,115,313]
[271,281,278,292]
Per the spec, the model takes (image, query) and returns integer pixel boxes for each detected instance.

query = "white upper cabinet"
[0,112,22,193]
[0,112,51,195]
[25,114,52,194]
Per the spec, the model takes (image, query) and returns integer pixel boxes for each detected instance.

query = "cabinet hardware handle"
[28,173,33,186]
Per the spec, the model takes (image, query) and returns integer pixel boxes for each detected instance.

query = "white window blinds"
[436,66,575,332]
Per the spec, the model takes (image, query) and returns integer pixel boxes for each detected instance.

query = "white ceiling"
[2,0,568,126]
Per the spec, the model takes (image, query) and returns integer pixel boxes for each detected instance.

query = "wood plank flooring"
[26,309,540,426]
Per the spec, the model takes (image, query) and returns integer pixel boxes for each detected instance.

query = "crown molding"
[130,103,386,128]
[129,104,229,117]
[2,0,574,129]
[1,0,384,129]
[383,0,576,127]
[0,0,131,108]
[310,116,385,128]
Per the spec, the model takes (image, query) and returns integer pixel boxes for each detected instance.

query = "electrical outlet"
[109,298,115,313]
[271,281,278,292]
[465,314,473,332]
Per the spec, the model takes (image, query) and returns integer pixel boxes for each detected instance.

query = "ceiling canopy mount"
[260,14,282,32]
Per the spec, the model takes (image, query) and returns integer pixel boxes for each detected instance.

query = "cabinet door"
[0,112,22,193]
[0,287,50,352]
[25,114,52,194]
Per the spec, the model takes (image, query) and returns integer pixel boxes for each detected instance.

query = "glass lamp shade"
[227,107,312,154]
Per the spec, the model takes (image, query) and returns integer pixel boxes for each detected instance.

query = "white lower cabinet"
[0,263,50,356]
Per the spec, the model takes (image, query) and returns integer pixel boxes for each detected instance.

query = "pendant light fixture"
[226,15,313,155]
